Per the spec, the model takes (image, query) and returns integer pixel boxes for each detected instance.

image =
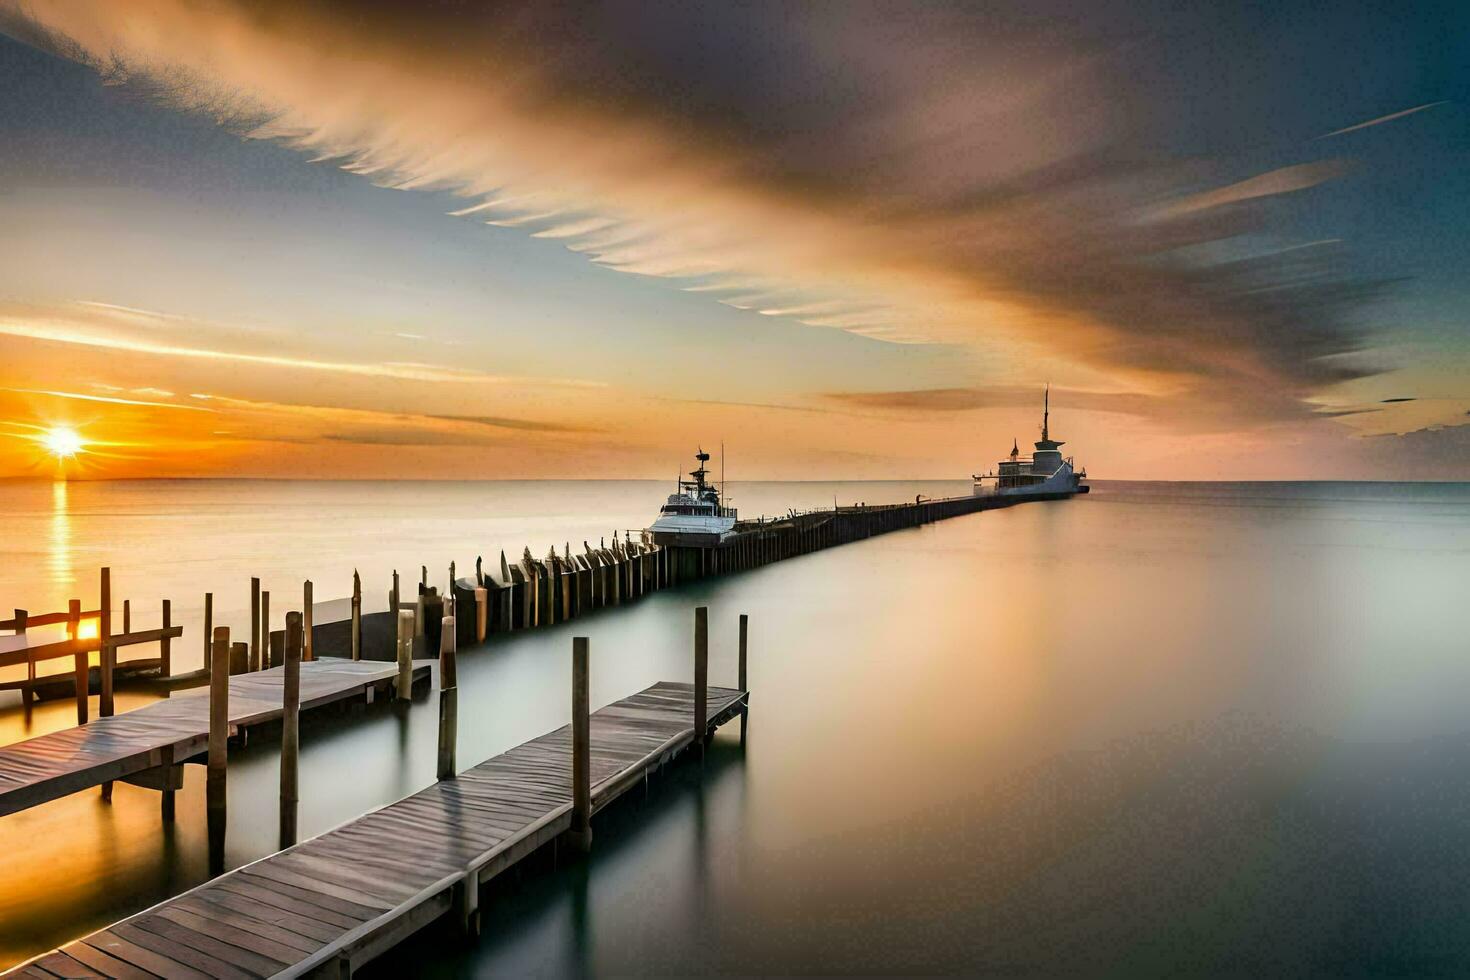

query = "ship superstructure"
[973,387,1088,499]
[648,450,738,547]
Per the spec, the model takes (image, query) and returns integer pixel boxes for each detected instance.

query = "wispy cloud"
[0,1,1394,432]
[0,385,214,411]
[0,307,586,385]
[187,392,587,446]
[1151,162,1348,219]
[1315,101,1447,140]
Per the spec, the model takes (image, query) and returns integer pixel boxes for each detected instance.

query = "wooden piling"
[351,570,362,661]
[159,599,172,679]
[208,626,230,875]
[68,599,86,725]
[99,568,112,809]
[474,587,487,643]
[437,615,457,781]
[391,569,400,627]
[261,590,271,668]
[281,611,302,849]
[570,635,591,851]
[414,581,426,638]
[160,744,177,822]
[14,608,30,698]
[694,606,708,758]
[250,576,261,672]
[738,613,748,693]
[304,579,314,662]
[396,609,414,701]
[203,591,213,672]
[230,641,248,676]
[122,598,130,636]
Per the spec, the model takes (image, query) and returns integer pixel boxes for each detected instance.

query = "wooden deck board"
[0,659,430,816]
[6,681,745,978]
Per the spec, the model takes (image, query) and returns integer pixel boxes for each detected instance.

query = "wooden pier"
[5,679,746,978]
[0,485,1069,973]
[0,658,431,818]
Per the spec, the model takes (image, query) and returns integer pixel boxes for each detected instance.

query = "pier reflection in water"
[1,480,1469,973]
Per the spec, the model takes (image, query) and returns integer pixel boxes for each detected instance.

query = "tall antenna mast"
[1042,384,1050,442]
[721,441,725,504]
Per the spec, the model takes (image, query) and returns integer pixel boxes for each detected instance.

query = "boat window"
[661,505,714,516]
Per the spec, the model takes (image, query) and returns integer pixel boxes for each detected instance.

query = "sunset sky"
[0,1,1466,480]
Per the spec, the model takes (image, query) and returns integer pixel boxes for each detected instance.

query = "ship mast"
[1042,384,1049,443]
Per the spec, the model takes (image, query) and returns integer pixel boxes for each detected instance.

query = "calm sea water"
[1,479,1469,974]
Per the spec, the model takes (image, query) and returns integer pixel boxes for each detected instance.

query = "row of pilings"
[319,492,999,662]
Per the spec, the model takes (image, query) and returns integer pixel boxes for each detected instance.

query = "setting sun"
[41,426,84,459]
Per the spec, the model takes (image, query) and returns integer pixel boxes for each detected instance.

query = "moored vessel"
[648,449,738,546]
[973,387,1088,499]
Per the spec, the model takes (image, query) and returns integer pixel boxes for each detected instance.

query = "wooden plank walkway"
[5,681,745,978]
[0,658,431,817]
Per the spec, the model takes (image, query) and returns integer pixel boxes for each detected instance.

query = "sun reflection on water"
[47,479,75,591]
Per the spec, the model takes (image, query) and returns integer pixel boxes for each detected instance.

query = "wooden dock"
[0,658,431,818]
[4,680,746,979]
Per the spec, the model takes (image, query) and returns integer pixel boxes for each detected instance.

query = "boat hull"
[974,460,1086,500]
[648,514,738,548]
[649,529,732,547]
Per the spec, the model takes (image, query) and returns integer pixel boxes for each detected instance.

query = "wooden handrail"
[0,609,100,631]
[0,625,184,669]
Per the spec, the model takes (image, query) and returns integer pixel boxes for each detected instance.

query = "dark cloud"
[823,386,1184,422]
[1357,423,1470,480]
[1,1,1409,431]
[426,414,590,433]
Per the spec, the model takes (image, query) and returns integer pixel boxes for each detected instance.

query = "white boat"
[973,387,1089,499]
[648,450,738,547]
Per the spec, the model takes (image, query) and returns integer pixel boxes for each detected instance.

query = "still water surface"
[1,479,1468,974]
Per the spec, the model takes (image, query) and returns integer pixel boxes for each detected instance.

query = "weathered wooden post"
[303,579,314,662]
[260,590,271,668]
[14,608,31,699]
[438,614,457,780]
[391,569,400,625]
[474,587,488,643]
[280,611,302,849]
[738,613,748,693]
[570,635,591,851]
[351,570,362,661]
[99,566,113,721]
[160,743,177,822]
[67,599,86,724]
[415,578,426,638]
[250,576,261,672]
[159,599,172,680]
[694,606,708,759]
[208,625,230,875]
[203,591,213,670]
[122,598,130,636]
[559,559,570,620]
[230,641,248,676]
[396,609,414,701]
[738,612,749,745]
